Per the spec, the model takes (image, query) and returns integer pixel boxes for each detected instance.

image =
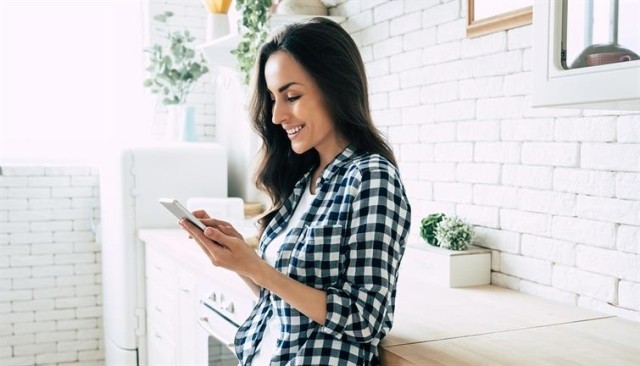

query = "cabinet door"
[147,322,177,366]
[178,270,204,365]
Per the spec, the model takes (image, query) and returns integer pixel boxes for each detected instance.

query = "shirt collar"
[293,145,357,190]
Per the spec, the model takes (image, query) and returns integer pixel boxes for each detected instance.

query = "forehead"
[264,51,310,90]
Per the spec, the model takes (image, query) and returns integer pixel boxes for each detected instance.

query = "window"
[0,0,154,164]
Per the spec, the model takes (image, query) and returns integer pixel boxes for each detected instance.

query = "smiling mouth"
[285,125,305,136]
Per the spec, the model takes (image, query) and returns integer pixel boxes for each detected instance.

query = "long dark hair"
[250,17,397,232]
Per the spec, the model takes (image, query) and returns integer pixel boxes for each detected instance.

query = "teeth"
[286,125,304,135]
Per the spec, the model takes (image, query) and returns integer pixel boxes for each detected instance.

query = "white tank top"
[251,179,317,365]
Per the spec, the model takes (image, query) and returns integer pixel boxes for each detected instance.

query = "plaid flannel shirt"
[234,146,411,365]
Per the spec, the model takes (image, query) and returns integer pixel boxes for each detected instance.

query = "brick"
[519,280,577,305]
[390,50,422,73]
[456,204,499,228]
[581,143,640,172]
[459,76,503,99]
[422,1,458,27]
[10,232,53,244]
[423,41,460,65]
[11,254,54,267]
[617,225,639,254]
[34,309,76,323]
[35,351,77,364]
[501,118,554,141]
[432,59,474,82]
[56,296,96,309]
[9,209,55,222]
[342,9,372,33]
[433,182,472,203]
[75,285,101,297]
[78,350,104,362]
[401,105,434,125]
[552,265,617,303]
[373,108,402,127]
[554,117,617,142]
[521,234,576,266]
[500,253,553,285]
[404,0,439,13]
[457,120,499,141]
[507,24,532,49]
[615,172,640,200]
[56,318,97,331]
[403,180,432,200]
[477,96,524,120]
[576,245,640,282]
[420,81,458,103]
[11,299,55,312]
[518,188,576,216]
[576,195,640,226]
[437,18,466,43]
[12,277,55,290]
[0,222,29,233]
[361,22,389,46]
[373,0,403,23]
[389,88,420,108]
[617,115,640,142]
[456,163,500,184]
[70,176,98,187]
[51,209,92,220]
[522,142,579,167]
[34,287,75,300]
[434,142,473,162]
[474,142,520,163]
[504,71,531,96]
[399,162,419,180]
[461,32,506,58]
[619,281,640,311]
[56,274,96,287]
[30,221,73,232]
[400,144,434,162]
[7,187,50,198]
[400,66,433,88]
[420,122,456,142]
[1,199,28,210]
[502,164,553,189]
[52,187,94,198]
[0,289,32,302]
[76,306,101,318]
[419,162,456,181]
[416,200,456,217]
[369,74,399,93]
[434,100,475,121]
[332,0,361,17]
[366,58,389,78]
[1,167,44,176]
[29,198,71,210]
[472,226,520,254]
[552,216,616,248]
[27,177,70,187]
[57,339,98,352]
[373,36,403,59]
[0,267,31,278]
[55,253,95,265]
[12,321,56,335]
[553,168,615,197]
[360,45,373,63]
[388,125,420,143]
[402,28,437,50]
[473,50,522,77]
[473,184,518,208]
[500,209,550,236]
[390,12,421,36]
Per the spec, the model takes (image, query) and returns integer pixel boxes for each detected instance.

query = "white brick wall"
[0,166,103,365]
[333,0,640,321]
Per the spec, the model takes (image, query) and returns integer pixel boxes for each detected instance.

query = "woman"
[181,17,411,365]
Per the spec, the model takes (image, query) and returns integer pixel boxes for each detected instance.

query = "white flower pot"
[166,104,197,142]
[206,13,230,42]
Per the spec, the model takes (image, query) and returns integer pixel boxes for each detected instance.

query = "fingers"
[192,210,211,219]
[201,217,231,227]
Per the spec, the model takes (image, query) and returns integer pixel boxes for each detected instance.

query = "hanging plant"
[232,0,272,85]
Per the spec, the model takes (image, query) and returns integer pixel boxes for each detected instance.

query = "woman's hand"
[180,218,266,282]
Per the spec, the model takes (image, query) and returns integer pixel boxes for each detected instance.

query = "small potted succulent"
[420,213,474,251]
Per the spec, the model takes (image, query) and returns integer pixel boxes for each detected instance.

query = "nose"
[271,99,288,125]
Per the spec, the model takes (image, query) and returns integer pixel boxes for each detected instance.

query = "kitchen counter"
[139,230,640,365]
[380,257,640,365]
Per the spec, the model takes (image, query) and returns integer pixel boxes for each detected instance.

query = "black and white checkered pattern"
[234,146,411,365]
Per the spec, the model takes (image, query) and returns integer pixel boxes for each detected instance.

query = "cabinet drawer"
[147,321,176,366]
[146,246,177,288]
[146,281,178,334]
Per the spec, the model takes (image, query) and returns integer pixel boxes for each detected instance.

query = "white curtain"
[0,0,155,163]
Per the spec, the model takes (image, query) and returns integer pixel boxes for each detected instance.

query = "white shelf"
[197,14,345,71]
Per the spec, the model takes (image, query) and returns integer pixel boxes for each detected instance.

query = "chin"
[290,142,311,155]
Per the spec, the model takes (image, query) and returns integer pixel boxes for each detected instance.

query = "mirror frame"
[467,0,533,38]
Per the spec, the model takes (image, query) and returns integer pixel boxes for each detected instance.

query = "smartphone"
[159,198,207,231]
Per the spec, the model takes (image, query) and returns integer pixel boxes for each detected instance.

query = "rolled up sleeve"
[321,167,411,344]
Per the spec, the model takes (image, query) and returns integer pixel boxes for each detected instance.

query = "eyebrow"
[277,82,301,93]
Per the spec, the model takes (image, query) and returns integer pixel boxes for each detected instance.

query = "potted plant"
[233,0,272,85]
[143,11,210,141]
[419,213,474,251]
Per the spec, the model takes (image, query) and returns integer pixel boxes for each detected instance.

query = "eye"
[287,96,301,103]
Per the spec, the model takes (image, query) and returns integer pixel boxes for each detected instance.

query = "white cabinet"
[144,243,206,365]
[532,1,640,110]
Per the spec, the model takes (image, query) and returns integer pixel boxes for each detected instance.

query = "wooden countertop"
[380,249,640,365]
[139,230,640,365]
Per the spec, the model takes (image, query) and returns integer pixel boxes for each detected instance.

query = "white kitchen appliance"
[99,143,227,365]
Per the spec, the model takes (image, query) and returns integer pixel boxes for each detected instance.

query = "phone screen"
[159,198,207,231]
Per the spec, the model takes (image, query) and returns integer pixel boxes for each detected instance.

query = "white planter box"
[401,245,491,288]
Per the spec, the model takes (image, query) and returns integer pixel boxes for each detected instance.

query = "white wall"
[331,0,639,320]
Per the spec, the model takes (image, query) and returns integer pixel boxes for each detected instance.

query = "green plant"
[143,11,210,105]
[232,0,272,85]
[419,213,445,247]
[435,216,474,251]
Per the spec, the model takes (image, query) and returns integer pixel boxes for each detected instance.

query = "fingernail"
[204,227,213,235]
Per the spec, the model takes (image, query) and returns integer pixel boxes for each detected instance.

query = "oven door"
[198,301,240,366]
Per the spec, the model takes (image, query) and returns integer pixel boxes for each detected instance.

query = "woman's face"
[264,51,343,161]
